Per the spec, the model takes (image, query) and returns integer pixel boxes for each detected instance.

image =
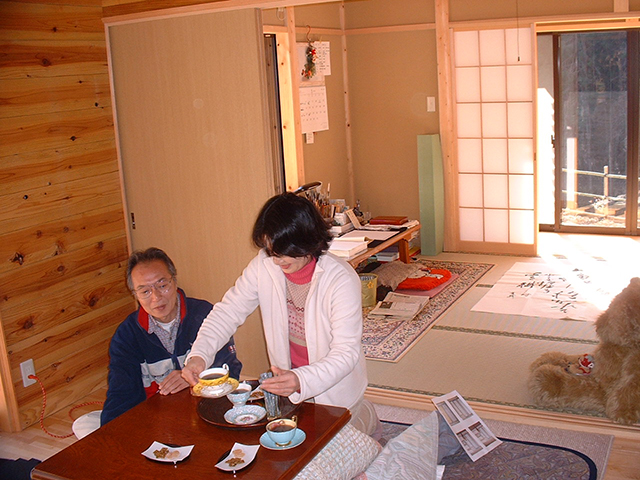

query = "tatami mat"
[368,328,597,409]
[366,232,638,413]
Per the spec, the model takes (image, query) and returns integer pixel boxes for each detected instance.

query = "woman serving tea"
[182,192,378,435]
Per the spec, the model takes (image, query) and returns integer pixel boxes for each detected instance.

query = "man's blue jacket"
[101,289,242,425]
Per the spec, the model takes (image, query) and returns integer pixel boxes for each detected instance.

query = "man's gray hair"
[126,247,177,291]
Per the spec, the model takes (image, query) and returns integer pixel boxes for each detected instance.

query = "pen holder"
[259,371,281,420]
[359,274,378,308]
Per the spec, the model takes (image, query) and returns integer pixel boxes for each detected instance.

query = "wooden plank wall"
[0,0,134,431]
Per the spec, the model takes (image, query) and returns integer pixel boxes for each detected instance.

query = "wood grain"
[0,236,128,304]
[103,0,233,18]
[0,2,105,41]
[0,0,130,433]
[9,297,130,369]
[0,171,123,235]
[14,320,118,406]
[1,0,102,7]
[0,259,127,317]
[0,74,112,119]
[0,205,125,276]
[3,267,131,348]
[0,139,117,195]
[0,107,114,157]
[0,41,107,79]
[19,347,111,430]
[0,386,107,460]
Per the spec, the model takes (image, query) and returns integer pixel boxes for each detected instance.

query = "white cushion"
[293,424,382,480]
[363,411,440,480]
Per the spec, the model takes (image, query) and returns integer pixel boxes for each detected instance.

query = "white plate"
[142,441,194,463]
[215,442,260,472]
[224,405,267,425]
[71,410,101,440]
[259,428,306,450]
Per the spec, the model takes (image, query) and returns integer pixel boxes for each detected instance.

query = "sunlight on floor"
[538,232,640,309]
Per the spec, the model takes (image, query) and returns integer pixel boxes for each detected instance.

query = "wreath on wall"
[301,43,317,79]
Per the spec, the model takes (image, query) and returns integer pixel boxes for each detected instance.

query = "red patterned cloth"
[396,268,452,291]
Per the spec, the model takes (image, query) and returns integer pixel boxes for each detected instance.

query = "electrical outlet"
[20,359,36,387]
[427,96,436,112]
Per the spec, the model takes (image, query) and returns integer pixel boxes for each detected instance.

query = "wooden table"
[348,223,420,268]
[32,389,351,480]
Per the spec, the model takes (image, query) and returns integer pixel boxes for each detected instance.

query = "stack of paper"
[329,237,368,258]
[368,292,429,318]
[330,222,355,235]
[375,246,399,262]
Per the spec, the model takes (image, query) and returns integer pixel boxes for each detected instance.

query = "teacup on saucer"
[193,364,229,396]
[266,416,298,447]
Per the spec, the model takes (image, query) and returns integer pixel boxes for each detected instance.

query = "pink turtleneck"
[284,257,317,368]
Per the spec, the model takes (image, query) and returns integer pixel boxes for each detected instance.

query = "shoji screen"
[453,28,536,255]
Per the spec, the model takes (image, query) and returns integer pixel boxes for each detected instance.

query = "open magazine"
[432,390,501,462]
[368,292,429,319]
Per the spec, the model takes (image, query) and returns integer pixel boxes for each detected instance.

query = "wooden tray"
[197,397,268,429]
[197,380,298,429]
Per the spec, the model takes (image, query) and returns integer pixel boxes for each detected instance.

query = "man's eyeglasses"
[133,278,174,299]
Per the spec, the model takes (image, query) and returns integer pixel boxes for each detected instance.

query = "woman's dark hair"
[252,192,332,259]
[126,247,177,291]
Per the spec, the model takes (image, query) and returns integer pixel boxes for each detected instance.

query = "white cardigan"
[188,250,368,410]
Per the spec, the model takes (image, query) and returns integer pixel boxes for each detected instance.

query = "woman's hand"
[260,366,301,397]
[158,370,189,395]
[181,356,206,386]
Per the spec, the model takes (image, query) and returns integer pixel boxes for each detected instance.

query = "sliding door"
[453,27,536,255]
[538,30,640,235]
[107,9,274,375]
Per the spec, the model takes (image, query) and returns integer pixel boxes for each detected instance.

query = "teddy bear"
[528,277,640,425]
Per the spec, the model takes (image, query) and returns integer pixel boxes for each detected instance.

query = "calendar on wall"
[300,86,329,134]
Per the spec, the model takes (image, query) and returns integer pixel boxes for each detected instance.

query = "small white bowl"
[226,383,252,407]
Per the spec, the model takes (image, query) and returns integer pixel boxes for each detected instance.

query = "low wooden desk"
[32,389,351,480]
[348,223,420,268]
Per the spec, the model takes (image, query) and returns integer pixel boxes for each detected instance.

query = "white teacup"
[266,416,298,447]
[226,382,251,407]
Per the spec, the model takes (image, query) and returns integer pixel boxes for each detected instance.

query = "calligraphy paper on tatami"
[471,262,611,321]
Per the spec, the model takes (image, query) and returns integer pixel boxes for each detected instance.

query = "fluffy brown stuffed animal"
[528,277,640,425]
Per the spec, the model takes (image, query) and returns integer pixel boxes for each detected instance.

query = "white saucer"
[224,405,266,425]
[259,428,306,450]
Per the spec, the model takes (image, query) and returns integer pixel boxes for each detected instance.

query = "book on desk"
[369,215,408,226]
[330,222,355,235]
[375,246,399,262]
[328,237,369,258]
